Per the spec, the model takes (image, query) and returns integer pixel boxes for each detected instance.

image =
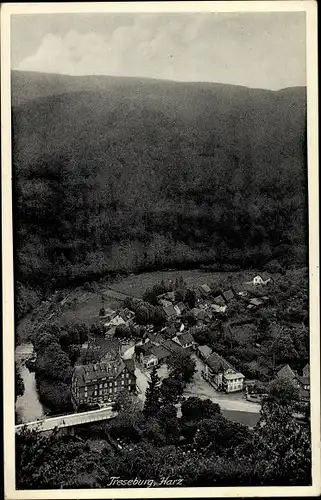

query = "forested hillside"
[12,71,307,318]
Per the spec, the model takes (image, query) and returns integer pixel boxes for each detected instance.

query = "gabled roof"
[84,337,120,363]
[176,332,195,346]
[303,364,310,377]
[149,344,172,360]
[163,305,177,317]
[224,372,245,380]
[200,284,211,294]
[205,351,234,374]
[162,339,185,355]
[277,364,296,380]
[213,295,226,307]
[297,376,309,386]
[198,345,212,358]
[73,357,126,386]
[175,301,187,311]
[249,298,264,306]
[222,289,235,302]
[123,358,136,374]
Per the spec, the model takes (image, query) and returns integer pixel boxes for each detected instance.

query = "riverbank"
[15,343,45,423]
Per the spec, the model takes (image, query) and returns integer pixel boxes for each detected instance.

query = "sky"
[11,12,306,90]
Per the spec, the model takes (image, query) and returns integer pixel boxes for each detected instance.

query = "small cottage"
[213,295,226,307]
[198,344,213,360]
[173,332,196,350]
[222,289,235,302]
[199,284,212,298]
[163,305,178,319]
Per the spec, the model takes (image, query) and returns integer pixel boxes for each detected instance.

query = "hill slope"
[11,71,307,314]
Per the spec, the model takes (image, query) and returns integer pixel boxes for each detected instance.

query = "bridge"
[15,405,117,434]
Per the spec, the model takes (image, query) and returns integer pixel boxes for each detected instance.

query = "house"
[198,345,213,360]
[276,364,297,381]
[173,332,196,350]
[175,301,187,315]
[202,351,245,393]
[119,308,135,322]
[163,305,178,319]
[161,339,186,356]
[104,314,126,329]
[199,284,211,298]
[247,275,272,286]
[159,298,173,308]
[299,389,310,404]
[144,331,167,346]
[71,356,136,409]
[135,343,158,368]
[190,308,212,323]
[222,289,235,302]
[247,298,264,309]
[163,292,176,302]
[213,295,226,307]
[82,337,121,364]
[211,304,227,314]
[135,341,171,368]
[297,376,310,391]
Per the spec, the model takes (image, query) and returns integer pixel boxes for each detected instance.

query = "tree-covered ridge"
[12,72,307,317]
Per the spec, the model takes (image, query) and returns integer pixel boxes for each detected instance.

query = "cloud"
[16,13,306,89]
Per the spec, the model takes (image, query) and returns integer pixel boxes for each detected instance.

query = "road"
[15,405,116,434]
[184,355,261,413]
[122,346,260,414]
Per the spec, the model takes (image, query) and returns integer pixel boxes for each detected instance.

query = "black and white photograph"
[1,1,319,498]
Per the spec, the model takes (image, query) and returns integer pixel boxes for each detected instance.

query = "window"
[126,373,129,378]
[128,386,131,391]
[94,391,97,396]
[121,380,124,386]
[121,373,125,378]
[109,382,112,387]
[109,388,112,393]
[104,383,107,387]
[94,385,98,389]
[114,381,117,386]
[99,383,103,388]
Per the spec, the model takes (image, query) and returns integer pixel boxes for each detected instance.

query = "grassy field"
[106,268,273,298]
[16,267,277,343]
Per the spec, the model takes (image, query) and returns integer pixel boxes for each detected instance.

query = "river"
[15,343,45,423]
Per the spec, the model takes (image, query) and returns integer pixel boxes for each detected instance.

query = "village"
[70,273,310,421]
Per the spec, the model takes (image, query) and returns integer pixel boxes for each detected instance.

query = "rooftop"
[205,351,234,374]
[198,345,213,358]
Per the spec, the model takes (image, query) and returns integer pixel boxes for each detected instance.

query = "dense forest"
[12,71,307,318]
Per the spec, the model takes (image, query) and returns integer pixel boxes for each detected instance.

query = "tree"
[151,305,166,329]
[181,397,221,422]
[252,401,311,485]
[115,324,131,339]
[264,377,300,407]
[143,367,162,418]
[135,304,150,325]
[143,288,158,306]
[68,344,81,365]
[185,289,197,308]
[168,352,196,385]
[160,376,184,405]
[16,428,100,489]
